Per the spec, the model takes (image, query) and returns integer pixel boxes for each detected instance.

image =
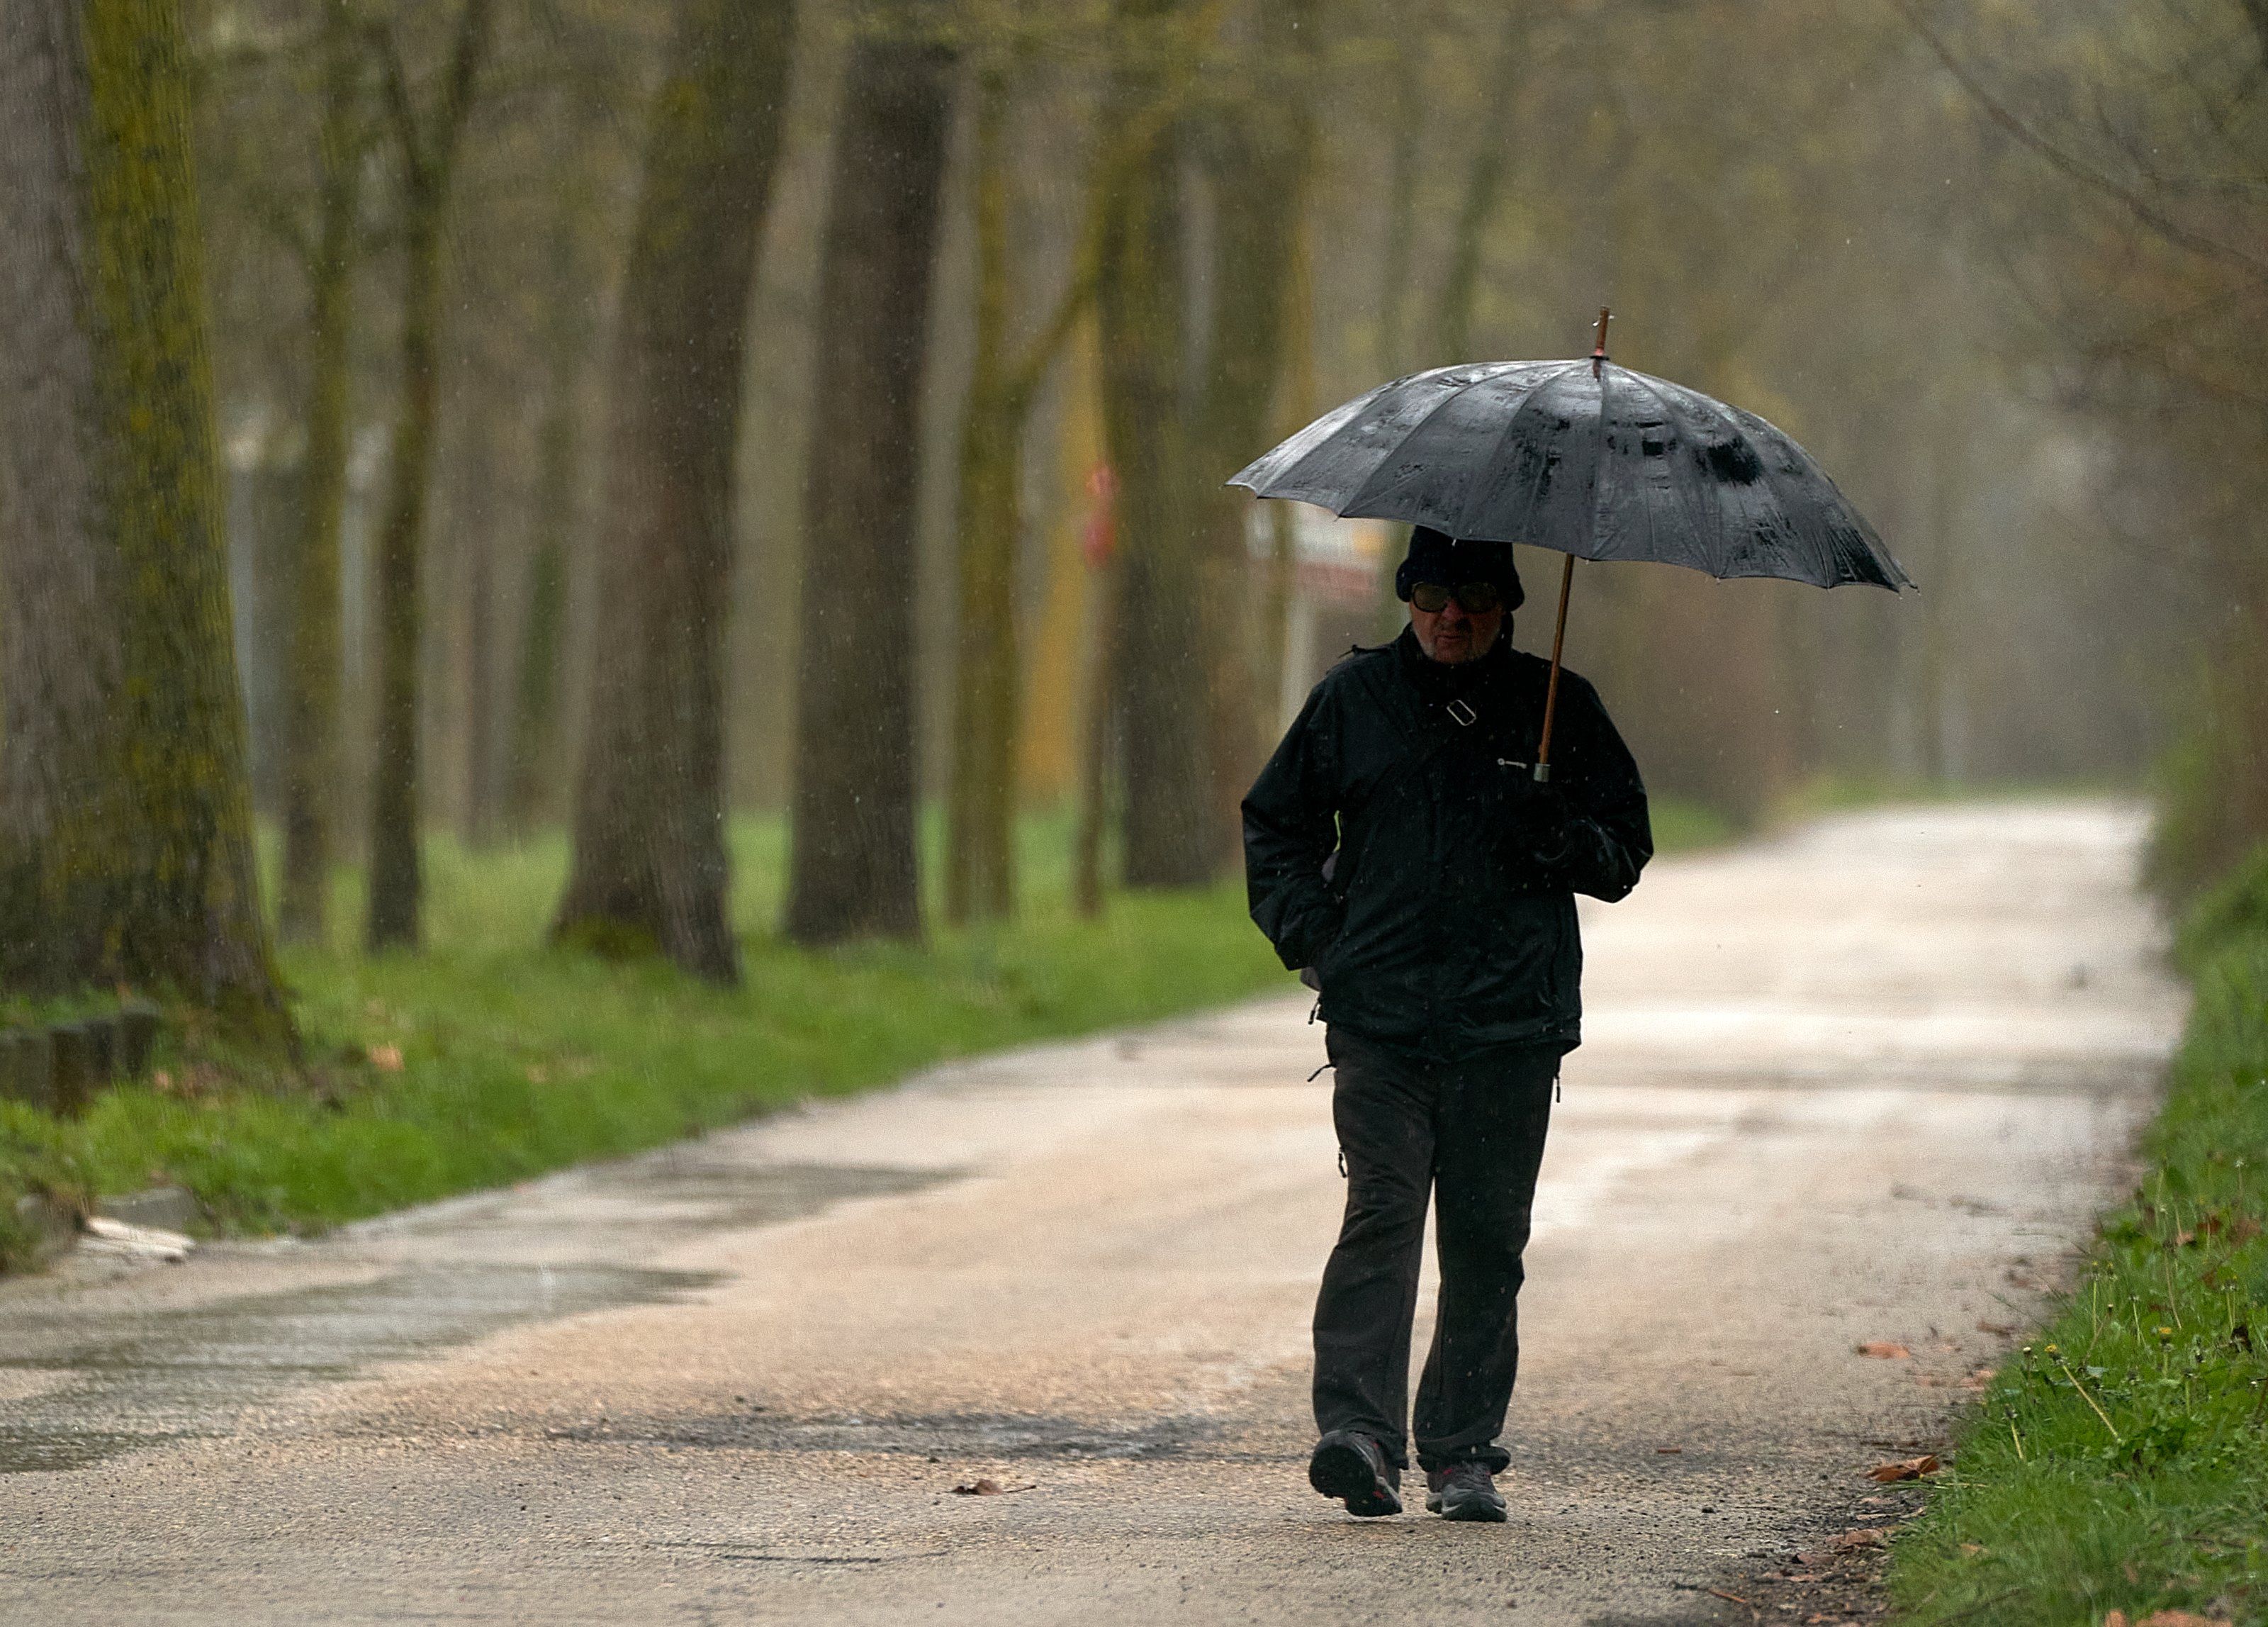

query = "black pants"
[1313,1027,1559,1473]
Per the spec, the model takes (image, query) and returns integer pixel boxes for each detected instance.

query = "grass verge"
[1887,850,2268,1626]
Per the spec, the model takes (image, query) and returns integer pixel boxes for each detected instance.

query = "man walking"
[1242,526,1651,1522]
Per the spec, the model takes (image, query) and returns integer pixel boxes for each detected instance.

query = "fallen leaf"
[1866,1455,1940,1482]
[1959,1543,1986,1555]
[1855,1341,1911,1360]
[1655,1446,1683,1454]
[1829,1527,1890,1550]
[366,1043,405,1072]
[948,1477,1032,1496]
[2135,1613,2235,1627]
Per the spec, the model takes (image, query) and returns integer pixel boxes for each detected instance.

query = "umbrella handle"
[1533,552,1576,783]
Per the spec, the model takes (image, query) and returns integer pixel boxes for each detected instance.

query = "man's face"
[1410,585,1505,665]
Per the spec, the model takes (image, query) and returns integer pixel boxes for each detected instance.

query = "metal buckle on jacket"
[1445,698,1478,727]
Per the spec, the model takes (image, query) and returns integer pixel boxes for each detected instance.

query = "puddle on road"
[558,1405,1237,1463]
[0,1263,722,1475]
[0,1160,960,1477]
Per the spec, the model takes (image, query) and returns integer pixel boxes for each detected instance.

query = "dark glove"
[1505,781,1576,865]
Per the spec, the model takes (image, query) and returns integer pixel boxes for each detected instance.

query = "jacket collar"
[1393,623,1515,701]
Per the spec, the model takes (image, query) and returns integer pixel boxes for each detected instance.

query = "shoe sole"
[1308,1439,1403,1517]
[1438,1495,1508,1523]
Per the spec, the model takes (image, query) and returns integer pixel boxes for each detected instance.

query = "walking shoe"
[1308,1431,1403,1517]
[1425,1462,1508,1522]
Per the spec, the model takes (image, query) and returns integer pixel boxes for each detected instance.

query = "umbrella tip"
[1593,307,1611,376]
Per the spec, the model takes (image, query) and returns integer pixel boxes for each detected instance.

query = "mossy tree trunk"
[944,58,1114,927]
[550,0,795,981]
[0,0,289,1043]
[278,0,366,947]
[785,8,956,947]
[365,0,495,954]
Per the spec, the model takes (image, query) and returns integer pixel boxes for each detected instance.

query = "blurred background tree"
[1,0,2250,1022]
[552,0,795,980]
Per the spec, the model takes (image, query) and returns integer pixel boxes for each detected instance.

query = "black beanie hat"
[1394,525,1525,612]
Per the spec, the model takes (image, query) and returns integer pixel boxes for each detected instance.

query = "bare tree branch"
[1892,0,2268,290]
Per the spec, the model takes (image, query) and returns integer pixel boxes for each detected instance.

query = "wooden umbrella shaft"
[1538,307,1607,783]
[1534,551,1576,783]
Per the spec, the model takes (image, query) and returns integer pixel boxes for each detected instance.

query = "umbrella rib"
[1691,388,1821,583]
[1337,367,1508,522]
[1589,360,1612,564]
[1450,364,1576,542]
[1705,390,1868,585]
[1629,370,1725,577]
[1229,380,1391,493]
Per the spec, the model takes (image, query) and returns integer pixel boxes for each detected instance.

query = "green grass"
[1650,796,1739,854]
[0,799,1736,1271]
[1887,859,2268,1626]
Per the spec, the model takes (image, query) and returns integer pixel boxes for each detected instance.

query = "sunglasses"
[1409,580,1504,615]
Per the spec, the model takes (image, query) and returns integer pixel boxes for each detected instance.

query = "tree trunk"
[0,0,288,1042]
[506,203,591,836]
[1020,319,1106,809]
[366,181,440,950]
[945,67,1021,927]
[278,0,362,946]
[945,59,1110,926]
[1072,528,1122,919]
[784,14,956,946]
[1256,220,1313,732]
[1371,9,1427,376]
[1194,0,1317,863]
[366,0,493,954]
[509,393,575,836]
[459,513,499,846]
[551,0,795,979]
[1097,0,1209,890]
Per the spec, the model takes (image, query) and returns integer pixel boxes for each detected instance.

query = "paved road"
[0,803,2183,1625]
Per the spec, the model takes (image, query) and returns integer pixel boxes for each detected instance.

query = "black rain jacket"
[1242,627,1651,1058]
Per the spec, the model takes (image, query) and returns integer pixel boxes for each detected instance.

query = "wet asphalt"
[0,803,2183,1624]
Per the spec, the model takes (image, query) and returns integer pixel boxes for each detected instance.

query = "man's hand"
[1505,781,1576,864]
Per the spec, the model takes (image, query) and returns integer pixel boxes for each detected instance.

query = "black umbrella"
[1229,311,1911,779]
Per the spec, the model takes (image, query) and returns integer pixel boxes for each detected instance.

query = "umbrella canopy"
[1229,357,1911,593]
